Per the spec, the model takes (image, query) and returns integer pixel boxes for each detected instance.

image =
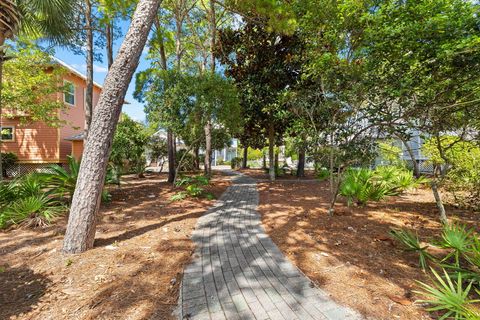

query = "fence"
[3,163,63,178]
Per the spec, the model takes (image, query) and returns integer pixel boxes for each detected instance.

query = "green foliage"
[231,157,243,169]
[171,174,213,201]
[40,156,80,200]
[40,156,118,203]
[247,148,263,161]
[415,269,480,320]
[438,224,474,267]
[377,140,403,166]
[340,166,427,206]
[3,42,67,126]
[389,229,433,270]
[423,136,480,210]
[315,167,330,181]
[374,166,428,195]
[339,168,392,206]
[392,223,480,319]
[147,134,167,164]
[0,174,66,229]
[176,149,196,172]
[110,114,149,175]
[0,195,65,228]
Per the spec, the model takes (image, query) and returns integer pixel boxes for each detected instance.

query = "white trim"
[1,126,15,142]
[53,57,104,90]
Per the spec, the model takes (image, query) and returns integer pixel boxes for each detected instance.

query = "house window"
[1,127,14,141]
[64,81,75,106]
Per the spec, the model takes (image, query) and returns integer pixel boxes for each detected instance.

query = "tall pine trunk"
[167,130,175,183]
[203,0,216,177]
[268,121,275,181]
[84,0,94,136]
[63,0,160,254]
[204,119,212,175]
[297,146,305,177]
[106,21,114,69]
[242,145,248,168]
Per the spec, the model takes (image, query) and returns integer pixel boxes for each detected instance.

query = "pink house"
[1,59,103,173]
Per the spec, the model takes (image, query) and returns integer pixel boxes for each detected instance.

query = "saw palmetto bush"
[390,229,434,270]
[391,223,480,319]
[416,269,480,320]
[0,173,66,228]
[374,166,429,195]
[339,166,428,206]
[340,168,394,205]
[40,156,120,203]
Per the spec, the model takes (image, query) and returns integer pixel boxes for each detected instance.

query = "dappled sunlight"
[0,172,231,320]
[257,180,478,320]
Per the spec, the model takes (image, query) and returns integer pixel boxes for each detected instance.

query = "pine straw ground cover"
[0,172,231,320]
[255,174,478,320]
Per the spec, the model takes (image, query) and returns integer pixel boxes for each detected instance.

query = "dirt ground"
[248,169,479,320]
[0,172,231,320]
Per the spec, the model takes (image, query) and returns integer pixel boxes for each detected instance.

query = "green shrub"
[340,166,427,205]
[0,195,66,228]
[0,174,66,229]
[340,168,393,205]
[176,149,196,171]
[391,224,480,319]
[231,157,243,169]
[171,174,213,201]
[316,167,330,181]
[416,269,480,320]
[374,166,428,195]
[40,156,117,202]
[390,229,433,269]
[437,224,474,267]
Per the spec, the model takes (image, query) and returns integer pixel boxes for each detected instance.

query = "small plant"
[316,167,330,181]
[0,194,66,228]
[170,192,188,202]
[340,168,393,205]
[231,157,243,169]
[390,228,433,269]
[416,268,480,320]
[171,175,213,201]
[65,258,74,267]
[438,223,474,267]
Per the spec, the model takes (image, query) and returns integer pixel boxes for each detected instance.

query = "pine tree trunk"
[204,119,212,176]
[84,0,94,136]
[167,129,175,183]
[194,145,200,170]
[106,21,114,69]
[242,145,248,168]
[297,146,305,177]
[268,121,275,181]
[262,154,266,169]
[63,0,160,254]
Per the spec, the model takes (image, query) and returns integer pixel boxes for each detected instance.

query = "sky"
[53,19,149,123]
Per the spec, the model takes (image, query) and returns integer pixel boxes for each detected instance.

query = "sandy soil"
[0,172,231,320]
[254,173,478,320]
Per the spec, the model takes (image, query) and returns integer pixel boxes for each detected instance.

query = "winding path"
[178,173,363,320]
